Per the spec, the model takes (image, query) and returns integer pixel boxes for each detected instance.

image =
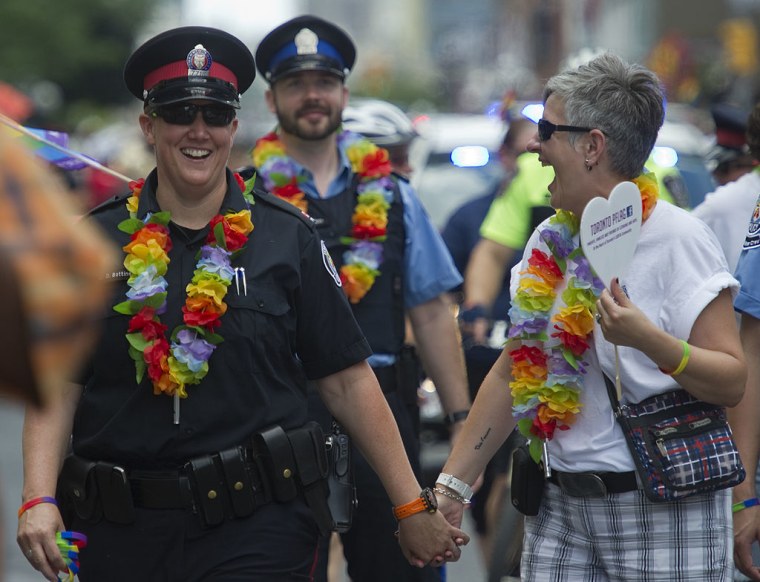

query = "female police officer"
[16,26,467,581]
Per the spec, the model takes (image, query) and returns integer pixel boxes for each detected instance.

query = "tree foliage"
[0,0,156,116]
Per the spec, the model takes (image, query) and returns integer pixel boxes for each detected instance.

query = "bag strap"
[602,373,622,416]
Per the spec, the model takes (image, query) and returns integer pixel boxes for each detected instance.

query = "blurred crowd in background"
[1,0,760,215]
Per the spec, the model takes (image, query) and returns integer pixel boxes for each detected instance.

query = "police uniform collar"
[136,168,250,219]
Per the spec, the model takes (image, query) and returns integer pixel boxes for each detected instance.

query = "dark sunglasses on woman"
[150,103,236,127]
[537,118,593,142]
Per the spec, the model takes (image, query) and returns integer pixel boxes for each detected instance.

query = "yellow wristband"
[670,340,690,376]
[659,340,690,376]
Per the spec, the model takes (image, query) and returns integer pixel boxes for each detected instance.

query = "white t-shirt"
[692,170,760,272]
[510,200,738,473]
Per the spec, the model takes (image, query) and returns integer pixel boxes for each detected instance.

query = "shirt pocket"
[223,286,293,359]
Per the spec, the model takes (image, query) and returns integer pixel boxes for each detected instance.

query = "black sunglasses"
[537,118,594,142]
[150,103,236,127]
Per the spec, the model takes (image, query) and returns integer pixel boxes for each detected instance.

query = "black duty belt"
[128,448,270,512]
[58,422,331,531]
[548,469,638,497]
[129,470,194,509]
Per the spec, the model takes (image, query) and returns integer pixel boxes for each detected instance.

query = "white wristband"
[436,472,473,501]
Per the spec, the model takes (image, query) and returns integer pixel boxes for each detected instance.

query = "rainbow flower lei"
[508,172,658,461]
[252,130,394,303]
[113,174,254,398]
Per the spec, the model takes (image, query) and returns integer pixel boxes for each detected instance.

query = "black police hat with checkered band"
[124,26,255,108]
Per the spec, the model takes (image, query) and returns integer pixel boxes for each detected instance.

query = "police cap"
[712,103,749,150]
[124,26,255,109]
[256,15,355,84]
[707,103,750,169]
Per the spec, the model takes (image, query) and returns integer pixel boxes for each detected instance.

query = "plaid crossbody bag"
[603,374,745,502]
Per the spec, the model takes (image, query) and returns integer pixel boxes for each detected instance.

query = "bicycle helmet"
[342,99,417,147]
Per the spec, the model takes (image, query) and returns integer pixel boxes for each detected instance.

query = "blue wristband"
[732,497,760,513]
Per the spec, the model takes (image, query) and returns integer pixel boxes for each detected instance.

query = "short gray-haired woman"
[436,53,745,580]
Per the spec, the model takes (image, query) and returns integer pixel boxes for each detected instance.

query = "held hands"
[436,493,466,530]
[17,502,68,582]
[734,505,760,580]
[397,509,469,568]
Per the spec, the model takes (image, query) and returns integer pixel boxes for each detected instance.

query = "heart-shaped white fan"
[579,181,642,289]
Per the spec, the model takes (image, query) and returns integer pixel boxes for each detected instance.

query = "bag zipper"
[653,417,716,456]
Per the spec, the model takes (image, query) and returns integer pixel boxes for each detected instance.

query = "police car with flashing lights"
[408,112,505,230]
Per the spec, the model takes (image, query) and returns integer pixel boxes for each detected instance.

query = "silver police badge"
[186,44,212,77]
[295,28,319,55]
[321,240,342,287]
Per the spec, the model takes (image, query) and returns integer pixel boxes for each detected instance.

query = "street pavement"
[0,400,488,581]
[1,399,39,581]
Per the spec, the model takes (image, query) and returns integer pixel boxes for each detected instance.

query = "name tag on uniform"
[104,270,130,281]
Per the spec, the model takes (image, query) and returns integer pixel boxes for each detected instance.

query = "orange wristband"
[18,496,57,519]
[392,488,438,521]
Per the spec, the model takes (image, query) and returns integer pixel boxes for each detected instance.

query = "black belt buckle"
[556,472,608,498]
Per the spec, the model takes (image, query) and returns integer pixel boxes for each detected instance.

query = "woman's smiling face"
[527,95,590,216]
[140,100,238,192]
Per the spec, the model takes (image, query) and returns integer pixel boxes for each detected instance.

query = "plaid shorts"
[521,482,733,581]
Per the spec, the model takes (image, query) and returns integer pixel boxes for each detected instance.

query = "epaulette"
[86,192,131,217]
[252,187,316,229]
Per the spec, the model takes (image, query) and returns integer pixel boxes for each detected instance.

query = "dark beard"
[277,105,342,141]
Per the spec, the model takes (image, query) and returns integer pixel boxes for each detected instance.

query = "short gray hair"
[543,52,664,178]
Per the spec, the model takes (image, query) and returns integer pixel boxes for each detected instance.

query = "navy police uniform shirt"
[75,168,370,469]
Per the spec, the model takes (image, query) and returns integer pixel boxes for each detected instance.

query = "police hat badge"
[256,15,356,84]
[124,26,255,108]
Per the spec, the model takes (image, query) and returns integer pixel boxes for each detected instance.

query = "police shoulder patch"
[321,240,342,287]
[744,197,760,250]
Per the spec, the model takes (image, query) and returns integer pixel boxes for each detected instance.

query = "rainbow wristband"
[732,497,760,514]
[659,340,690,376]
[56,530,88,582]
[17,496,58,519]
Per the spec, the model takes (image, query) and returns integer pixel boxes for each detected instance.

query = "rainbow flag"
[0,113,132,184]
[6,126,88,170]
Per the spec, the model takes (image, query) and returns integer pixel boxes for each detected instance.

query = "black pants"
[308,389,440,582]
[72,497,319,581]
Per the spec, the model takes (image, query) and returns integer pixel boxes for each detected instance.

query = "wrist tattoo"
[474,427,491,450]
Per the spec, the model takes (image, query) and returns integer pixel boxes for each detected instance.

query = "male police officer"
[249,15,472,582]
[17,26,466,582]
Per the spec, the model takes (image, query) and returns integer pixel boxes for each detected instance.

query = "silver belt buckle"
[557,472,608,498]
